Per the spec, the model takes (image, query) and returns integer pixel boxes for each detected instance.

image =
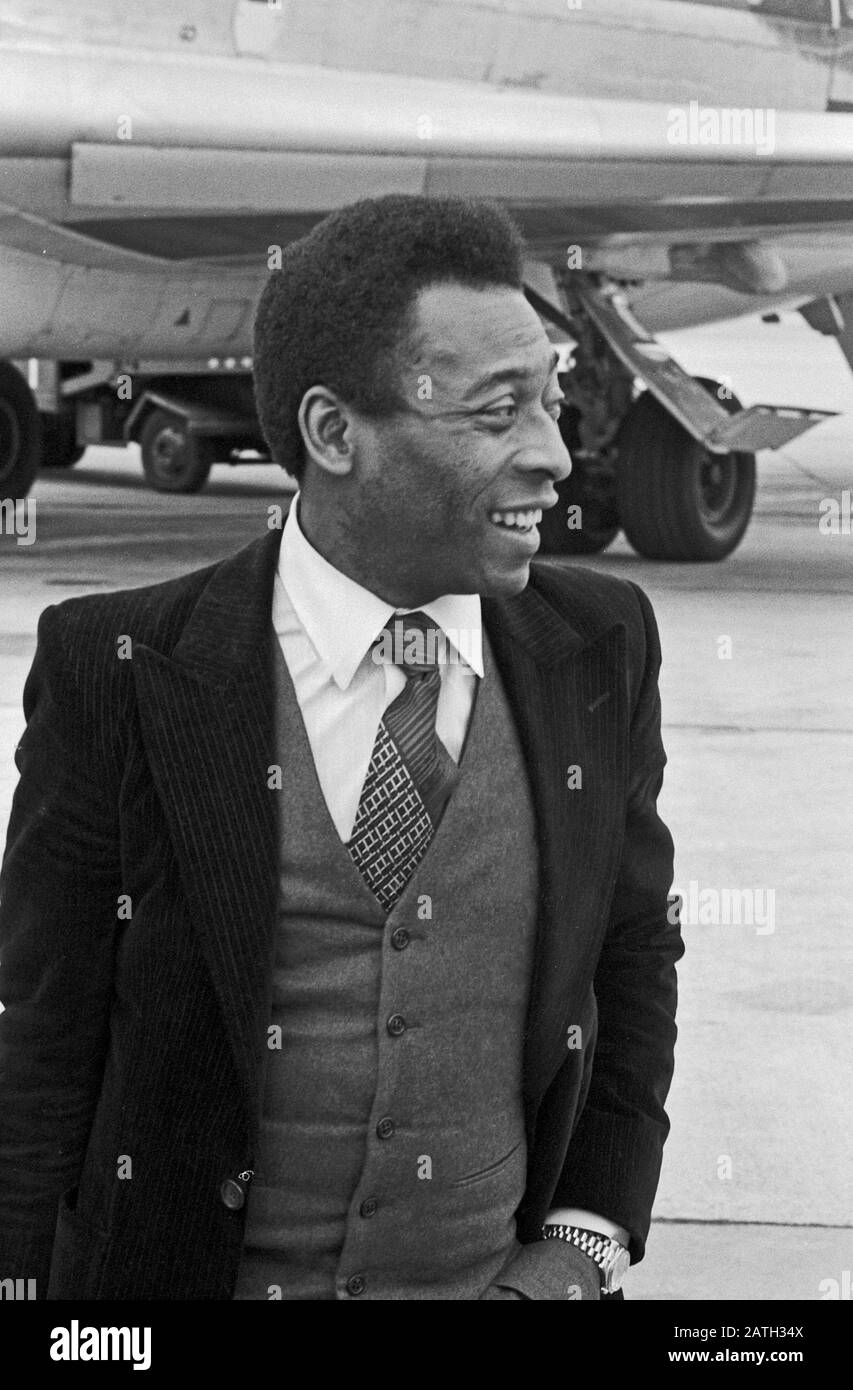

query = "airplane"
[2,0,853,560]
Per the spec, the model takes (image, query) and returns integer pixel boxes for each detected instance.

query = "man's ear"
[297,386,354,477]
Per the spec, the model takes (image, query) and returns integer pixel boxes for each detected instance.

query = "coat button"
[391,928,410,950]
[386,1014,406,1037]
[376,1116,395,1140]
[346,1274,366,1296]
[220,1178,245,1210]
[360,1197,378,1219]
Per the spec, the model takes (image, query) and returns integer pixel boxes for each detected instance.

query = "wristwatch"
[542,1223,631,1294]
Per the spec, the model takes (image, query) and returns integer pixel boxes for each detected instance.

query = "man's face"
[344,282,572,601]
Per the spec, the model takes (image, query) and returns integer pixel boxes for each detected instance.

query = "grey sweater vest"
[233,630,539,1300]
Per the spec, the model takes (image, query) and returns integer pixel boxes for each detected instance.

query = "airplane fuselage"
[0,0,852,356]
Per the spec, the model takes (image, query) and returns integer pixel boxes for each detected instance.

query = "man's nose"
[549,432,573,484]
[518,419,573,485]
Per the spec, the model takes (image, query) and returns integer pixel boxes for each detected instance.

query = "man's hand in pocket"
[480,1239,600,1300]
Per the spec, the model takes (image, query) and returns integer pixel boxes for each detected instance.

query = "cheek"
[430,435,498,514]
[367,423,497,529]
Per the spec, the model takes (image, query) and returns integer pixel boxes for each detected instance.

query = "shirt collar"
[277,495,484,689]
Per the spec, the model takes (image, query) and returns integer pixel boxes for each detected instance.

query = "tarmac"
[0,312,850,1300]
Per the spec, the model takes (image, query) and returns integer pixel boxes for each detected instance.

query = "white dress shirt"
[272,495,483,842]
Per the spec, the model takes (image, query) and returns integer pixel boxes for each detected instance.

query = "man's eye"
[483,404,517,421]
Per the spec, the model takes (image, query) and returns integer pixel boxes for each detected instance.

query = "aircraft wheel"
[0,362,40,497]
[537,406,619,556]
[39,412,85,468]
[615,384,755,561]
[140,409,213,493]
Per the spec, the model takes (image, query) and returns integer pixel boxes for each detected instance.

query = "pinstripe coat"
[0,526,682,1299]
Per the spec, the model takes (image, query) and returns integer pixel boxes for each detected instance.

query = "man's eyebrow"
[463,349,561,399]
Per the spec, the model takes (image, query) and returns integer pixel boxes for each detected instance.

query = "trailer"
[6,356,269,496]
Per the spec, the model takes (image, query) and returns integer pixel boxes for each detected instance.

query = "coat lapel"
[131,528,283,1132]
[483,573,629,1099]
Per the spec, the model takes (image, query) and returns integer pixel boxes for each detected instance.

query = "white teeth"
[489,508,543,530]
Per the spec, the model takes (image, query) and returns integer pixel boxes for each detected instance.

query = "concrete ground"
[0,313,850,1299]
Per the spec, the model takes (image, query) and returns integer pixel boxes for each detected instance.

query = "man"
[0,195,682,1300]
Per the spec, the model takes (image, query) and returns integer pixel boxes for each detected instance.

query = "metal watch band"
[541,1223,630,1293]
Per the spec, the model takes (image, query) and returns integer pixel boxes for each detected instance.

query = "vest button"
[360,1197,378,1219]
[220,1178,245,1210]
[386,1013,406,1037]
[391,928,410,950]
[346,1274,366,1297]
[376,1116,395,1140]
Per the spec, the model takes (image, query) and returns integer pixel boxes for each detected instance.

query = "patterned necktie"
[347,611,460,913]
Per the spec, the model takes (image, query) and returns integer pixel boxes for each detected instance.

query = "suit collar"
[131,529,284,1138]
[482,567,592,669]
[168,526,284,685]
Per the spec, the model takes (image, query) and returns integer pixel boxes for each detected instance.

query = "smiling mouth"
[489,508,543,534]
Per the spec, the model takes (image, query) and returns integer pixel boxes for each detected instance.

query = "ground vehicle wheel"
[39,412,85,468]
[537,405,620,556]
[139,409,214,493]
[0,361,40,497]
[615,381,756,561]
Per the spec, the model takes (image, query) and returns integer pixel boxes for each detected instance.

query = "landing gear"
[538,371,755,564]
[526,271,828,564]
[615,380,756,562]
[0,362,40,497]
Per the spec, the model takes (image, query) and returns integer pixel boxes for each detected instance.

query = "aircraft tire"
[537,405,619,556]
[0,361,41,498]
[615,384,755,561]
[39,412,85,468]
[140,408,214,493]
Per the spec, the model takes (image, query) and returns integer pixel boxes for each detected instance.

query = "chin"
[480,563,531,598]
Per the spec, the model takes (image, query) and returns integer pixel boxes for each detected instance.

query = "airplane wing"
[0,48,851,355]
